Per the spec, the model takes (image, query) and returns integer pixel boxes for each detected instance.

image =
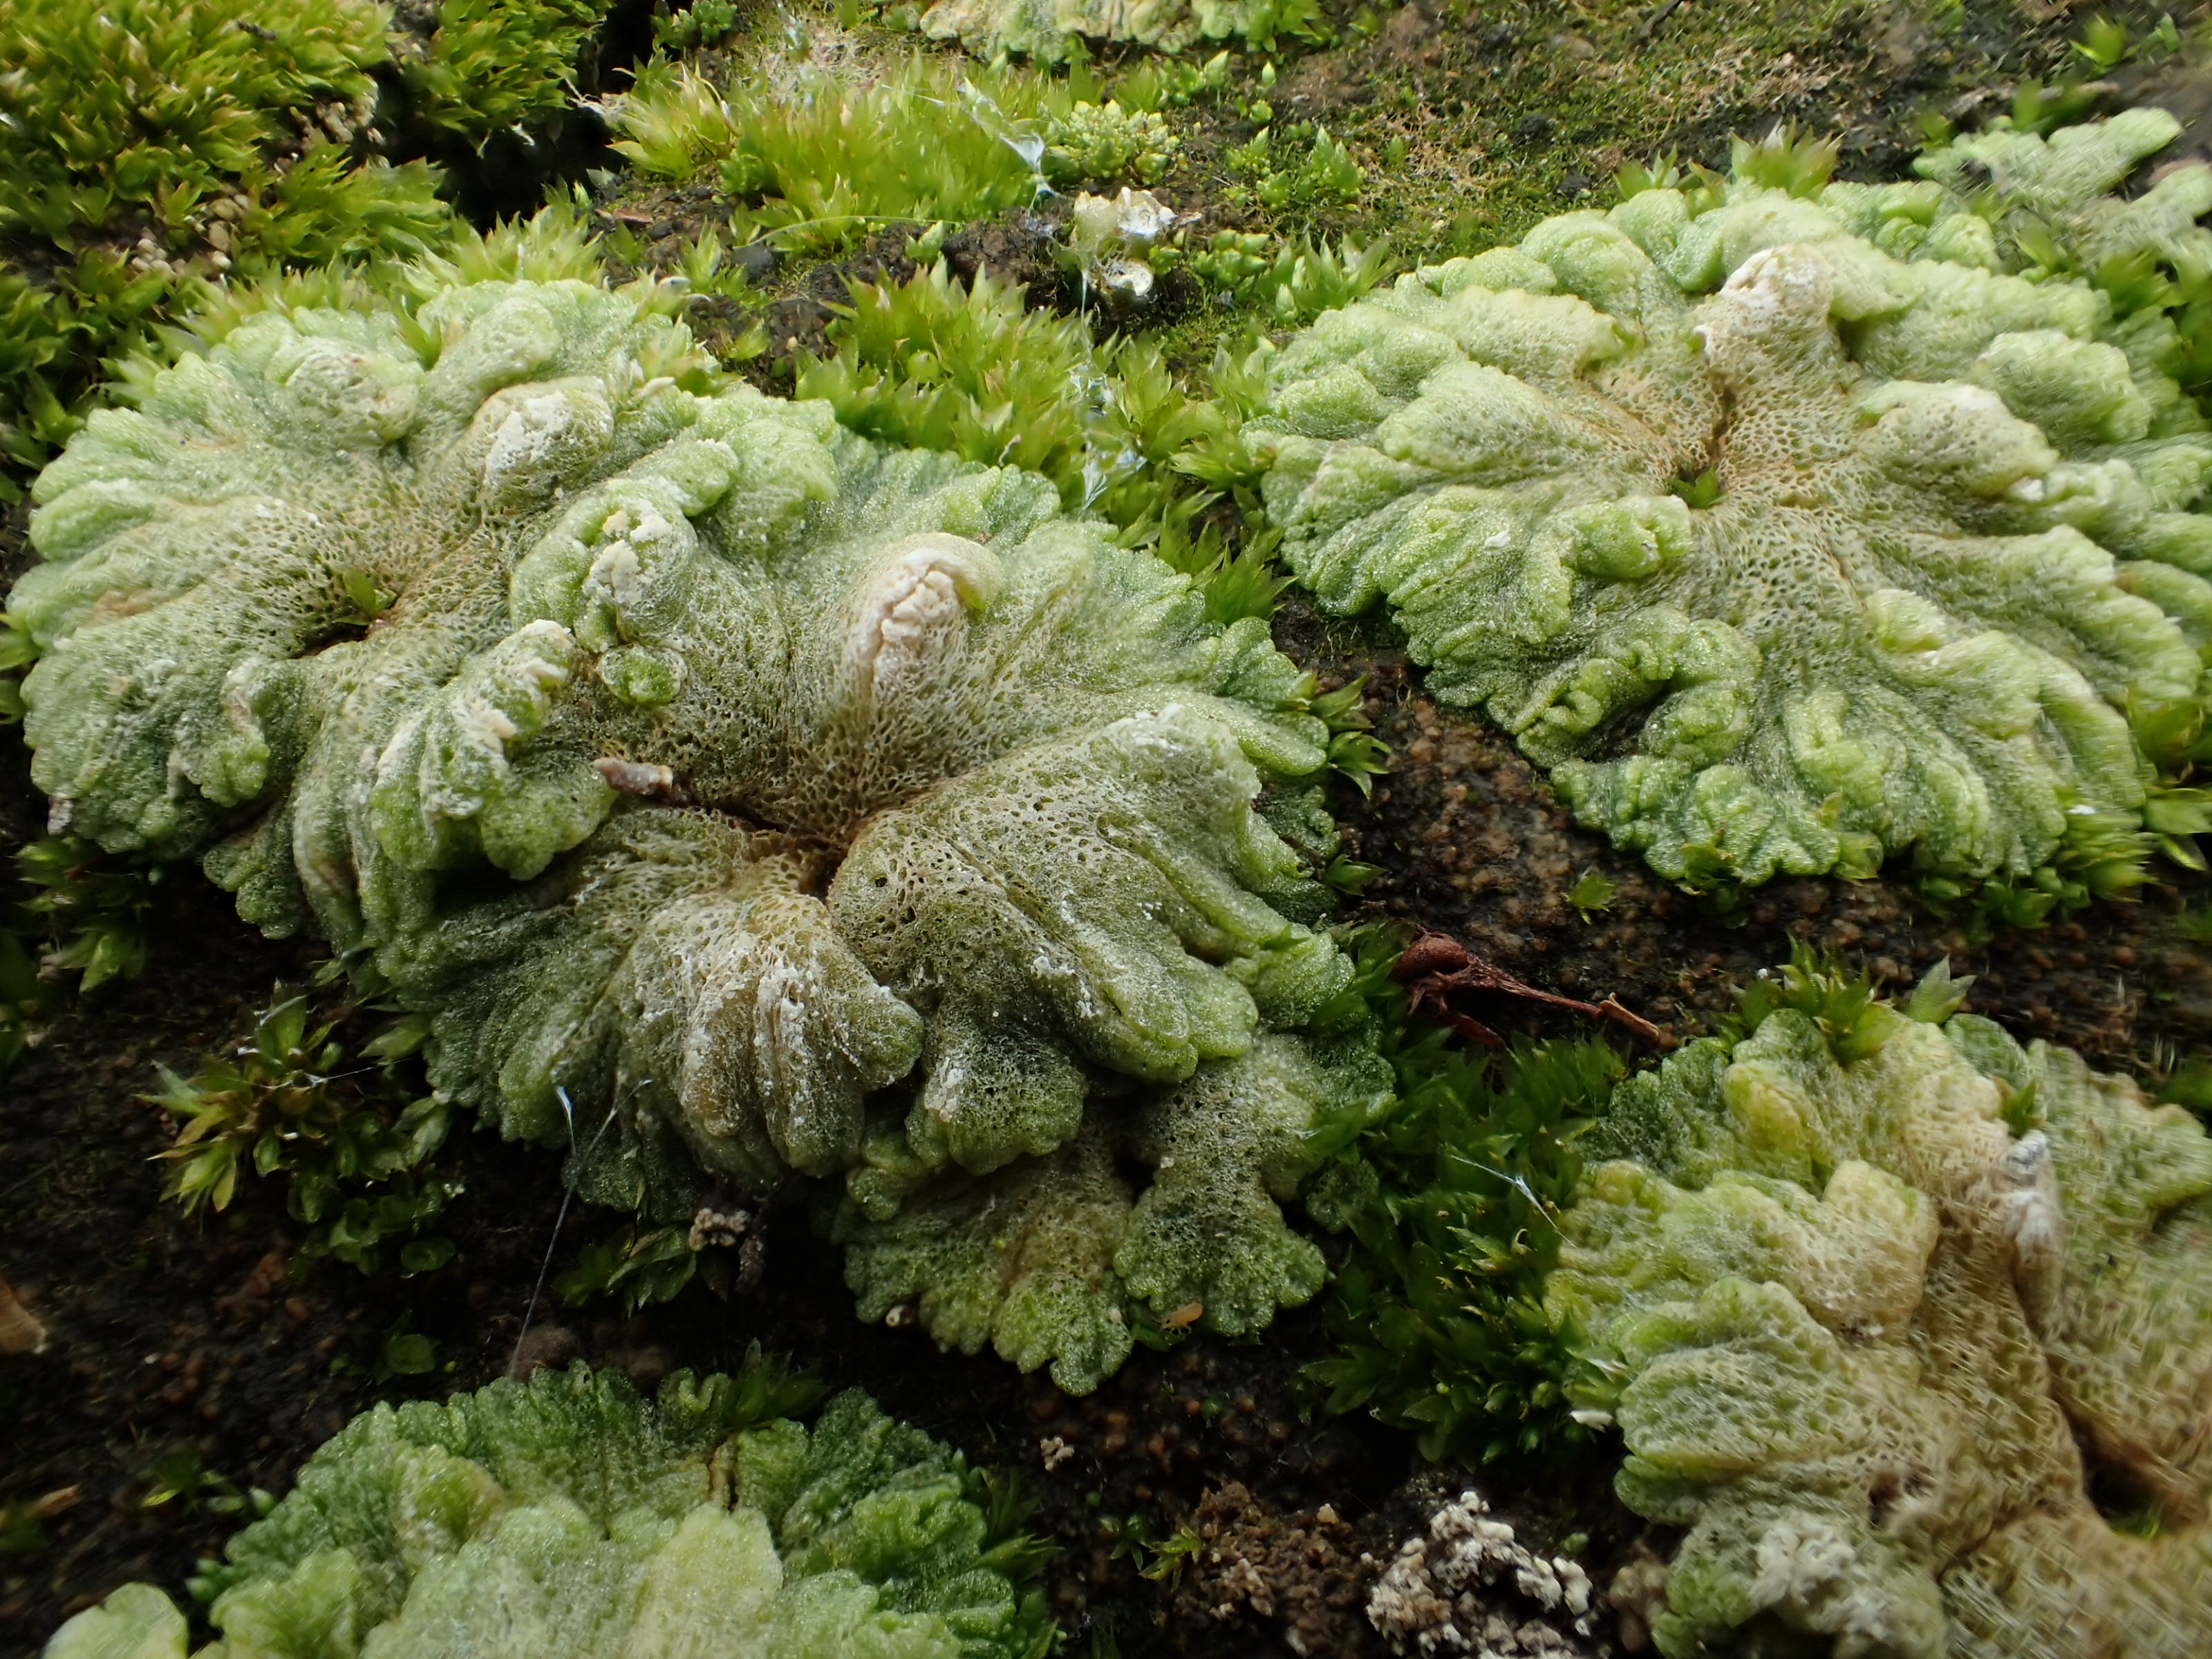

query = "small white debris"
[1367,1488,1599,1657]
[686,1201,752,1252]
[1039,1436,1075,1472]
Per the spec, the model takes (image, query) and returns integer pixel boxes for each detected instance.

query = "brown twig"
[1391,930,1674,1049]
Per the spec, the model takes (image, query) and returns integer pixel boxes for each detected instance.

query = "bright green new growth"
[791,244,1384,550]
[1552,979,2212,1658]
[1156,230,1397,324]
[1252,111,2212,888]
[653,0,744,55]
[794,261,1256,534]
[10,251,1385,1391]
[1223,124,1366,216]
[1042,102,1179,188]
[602,53,1033,254]
[43,1364,1053,1659]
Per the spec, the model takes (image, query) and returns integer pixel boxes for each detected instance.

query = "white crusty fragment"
[1368,1489,1600,1658]
[478,381,617,505]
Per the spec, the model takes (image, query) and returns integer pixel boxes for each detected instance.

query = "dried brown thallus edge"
[0,1271,50,1355]
[1391,930,1675,1051]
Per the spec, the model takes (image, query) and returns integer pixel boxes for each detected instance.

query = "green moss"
[653,0,747,53]
[0,0,626,498]
[792,259,1257,534]
[1304,926,1631,1463]
[0,0,393,249]
[0,0,438,488]
[601,45,1077,254]
[1222,123,1363,216]
[385,0,609,144]
[1154,228,1394,321]
[606,41,1164,237]
[148,988,460,1277]
[0,831,156,1079]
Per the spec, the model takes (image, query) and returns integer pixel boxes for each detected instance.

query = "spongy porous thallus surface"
[1549,1000,2212,1658]
[44,1366,1046,1659]
[8,265,1389,1391]
[1252,113,2212,888]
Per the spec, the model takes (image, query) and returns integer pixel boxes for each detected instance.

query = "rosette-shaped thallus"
[44,1365,1055,1659]
[1548,998,2212,1657]
[9,271,1389,1391]
[1253,151,2212,886]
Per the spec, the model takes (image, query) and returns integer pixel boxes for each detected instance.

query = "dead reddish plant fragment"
[1391,931,1672,1050]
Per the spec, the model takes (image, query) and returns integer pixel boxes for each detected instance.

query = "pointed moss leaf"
[1904,954,1974,1023]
